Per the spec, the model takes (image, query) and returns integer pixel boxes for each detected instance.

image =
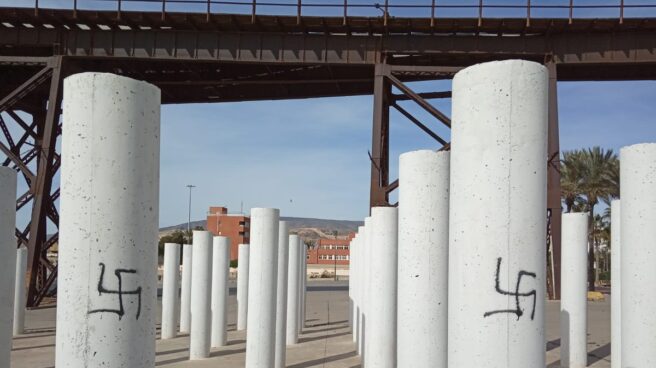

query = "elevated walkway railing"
[23,0,656,26]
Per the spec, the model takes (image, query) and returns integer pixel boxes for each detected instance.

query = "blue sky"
[157,80,656,227]
[2,1,656,228]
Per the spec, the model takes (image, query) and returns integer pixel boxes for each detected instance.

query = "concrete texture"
[237,244,250,331]
[0,166,17,368]
[162,243,181,340]
[245,208,279,368]
[619,143,656,367]
[286,235,301,345]
[397,150,449,368]
[13,247,27,337]
[180,244,193,334]
[449,60,548,368]
[190,231,213,359]
[211,236,230,347]
[561,213,589,368]
[610,200,620,368]
[365,207,397,368]
[275,221,290,368]
[11,282,613,368]
[57,73,160,368]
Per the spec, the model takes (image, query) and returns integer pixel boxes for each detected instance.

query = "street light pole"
[186,184,196,243]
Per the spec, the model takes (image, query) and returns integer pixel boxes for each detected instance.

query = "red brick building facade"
[307,233,355,266]
[206,206,250,260]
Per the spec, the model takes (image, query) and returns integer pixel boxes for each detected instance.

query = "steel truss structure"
[0,56,63,307]
[2,1,656,305]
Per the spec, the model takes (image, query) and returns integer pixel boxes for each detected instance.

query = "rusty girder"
[0,56,64,307]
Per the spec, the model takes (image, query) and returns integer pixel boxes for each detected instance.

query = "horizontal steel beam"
[1,28,654,81]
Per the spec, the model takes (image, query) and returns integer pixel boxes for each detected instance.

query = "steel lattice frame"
[0,56,64,307]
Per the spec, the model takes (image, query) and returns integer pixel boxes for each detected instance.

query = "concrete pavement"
[11,281,611,367]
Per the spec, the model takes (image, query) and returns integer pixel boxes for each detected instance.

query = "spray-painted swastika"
[483,257,537,321]
[88,262,142,320]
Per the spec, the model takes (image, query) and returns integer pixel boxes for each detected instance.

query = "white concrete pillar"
[189,231,213,359]
[397,150,450,368]
[245,208,280,368]
[237,243,250,331]
[620,143,656,367]
[448,60,548,368]
[286,234,301,344]
[349,235,358,342]
[610,200,621,368]
[180,243,193,334]
[561,213,589,368]
[356,225,366,356]
[298,240,307,332]
[13,246,27,336]
[362,218,372,362]
[364,207,398,368]
[56,73,160,368]
[0,167,17,367]
[274,221,290,368]
[161,243,181,340]
[211,236,230,347]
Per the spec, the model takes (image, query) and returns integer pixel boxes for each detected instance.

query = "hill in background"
[160,216,363,244]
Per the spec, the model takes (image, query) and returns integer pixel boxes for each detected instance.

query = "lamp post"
[186,184,196,243]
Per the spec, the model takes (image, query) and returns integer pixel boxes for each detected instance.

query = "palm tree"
[577,147,619,291]
[560,151,585,213]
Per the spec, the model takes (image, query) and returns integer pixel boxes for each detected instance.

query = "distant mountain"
[160,216,363,243]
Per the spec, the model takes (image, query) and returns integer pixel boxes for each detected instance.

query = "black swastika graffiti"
[88,262,142,320]
[483,257,537,321]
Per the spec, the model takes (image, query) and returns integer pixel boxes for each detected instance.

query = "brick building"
[206,206,250,260]
[307,233,356,266]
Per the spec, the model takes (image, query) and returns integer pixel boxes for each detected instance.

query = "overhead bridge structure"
[1,0,655,306]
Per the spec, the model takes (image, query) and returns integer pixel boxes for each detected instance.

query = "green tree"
[560,147,619,291]
[158,229,187,257]
[560,150,585,213]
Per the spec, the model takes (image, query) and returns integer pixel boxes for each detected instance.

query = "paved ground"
[11,281,611,367]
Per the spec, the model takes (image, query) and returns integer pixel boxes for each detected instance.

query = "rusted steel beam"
[369,63,391,209]
[391,102,447,146]
[546,60,562,300]
[25,56,62,308]
[387,74,451,128]
[0,66,52,113]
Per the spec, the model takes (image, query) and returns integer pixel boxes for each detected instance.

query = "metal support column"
[0,56,64,307]
[547,60,562,300]
[369,63,391,208]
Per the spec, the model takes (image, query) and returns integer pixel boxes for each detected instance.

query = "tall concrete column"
[362,218,372,362]
[56,73,160,367]
[397,150,450,368]
[561,213,588,368]
[237,243,250,331]
[610,200,621,368]
[245,208,280,368]
[286,234,301,344]
[0,167,16,367]
[274,221,290,368]
[448,60,548,368]
[621,143,656,367]
[356,225,366,356]
[211,236,230,347]
[161,243,181,339]
[190,231,213,359]
[180,243,193,333]
[298,240,307,332]
[13,246,27,336]
[349,235,358,342]
[364,207,398,368]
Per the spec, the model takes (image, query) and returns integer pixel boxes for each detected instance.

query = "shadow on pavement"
[287,351,357,368]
